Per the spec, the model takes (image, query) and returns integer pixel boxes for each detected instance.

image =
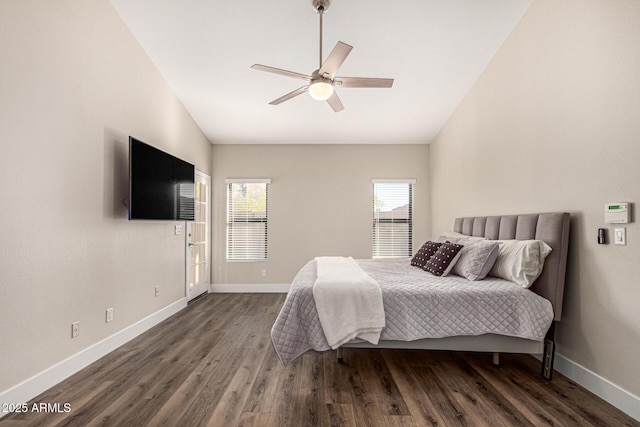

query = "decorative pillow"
[451,240,500,281]
[489,240,552,288]
[423,242,464,277]
[410,241,442,268]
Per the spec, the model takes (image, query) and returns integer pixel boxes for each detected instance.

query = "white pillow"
[436,231,487,243]
[489,240,552,288]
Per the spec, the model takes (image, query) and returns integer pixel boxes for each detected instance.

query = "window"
[226,179,270,261]
[372,180,415,258]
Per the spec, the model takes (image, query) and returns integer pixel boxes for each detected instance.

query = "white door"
[186,171,211,301]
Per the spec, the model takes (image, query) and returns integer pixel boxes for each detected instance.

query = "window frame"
[372,179,415,259]
[225,179,271,262]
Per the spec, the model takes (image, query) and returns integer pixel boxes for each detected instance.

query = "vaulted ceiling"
[110,0,532,144]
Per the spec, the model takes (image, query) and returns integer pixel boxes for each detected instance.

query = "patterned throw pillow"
[452,240,500,281]
[410,241,442,268]
[423,242,464,276]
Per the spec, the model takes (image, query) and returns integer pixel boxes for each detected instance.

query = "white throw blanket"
[312,256,385,349]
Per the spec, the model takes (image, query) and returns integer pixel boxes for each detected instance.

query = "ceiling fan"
[251,0,394,112]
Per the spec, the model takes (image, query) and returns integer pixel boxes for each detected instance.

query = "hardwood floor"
[2,293,637,426]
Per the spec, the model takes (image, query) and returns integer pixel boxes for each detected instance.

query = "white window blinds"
[372,180,415,258]
[226,179,270,261]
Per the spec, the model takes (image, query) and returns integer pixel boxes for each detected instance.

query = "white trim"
[224,178,271,184]
[550,353,640,421]
[209,283,290,293]
[0,299,187,416]
[372,178,416,184]
[187,170,211,301]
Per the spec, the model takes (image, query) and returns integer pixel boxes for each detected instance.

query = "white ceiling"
[110,0,532,144]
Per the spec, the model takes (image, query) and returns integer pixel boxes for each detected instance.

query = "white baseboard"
[209,283,290,293]
[552,353,640,421]
[0,298,187,415]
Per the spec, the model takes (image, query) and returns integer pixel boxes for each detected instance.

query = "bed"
[271,212,570,379]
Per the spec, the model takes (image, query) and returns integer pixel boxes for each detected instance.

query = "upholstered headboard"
[453,212,570,321]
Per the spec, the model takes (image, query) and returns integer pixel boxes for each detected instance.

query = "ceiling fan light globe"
[309,82,334,100]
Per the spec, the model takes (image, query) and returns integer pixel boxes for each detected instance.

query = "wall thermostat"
[604,203,629,224]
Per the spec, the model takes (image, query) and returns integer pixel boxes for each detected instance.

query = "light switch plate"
[614,227,626,245]
[175,224,183,235]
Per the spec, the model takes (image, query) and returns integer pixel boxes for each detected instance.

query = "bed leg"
[542,338,555,380]
[542,322,556,380]
[337,347,344,364]
[492,352,500,366]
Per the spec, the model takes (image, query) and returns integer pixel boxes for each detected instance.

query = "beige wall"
[0,1,211,393]
[430,0,640,396]
[211,144,430,284]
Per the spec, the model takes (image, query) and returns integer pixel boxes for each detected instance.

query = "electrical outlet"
[106,308,114,323]
[175,224,183,235]
[71,321,80,338]
[155,286,160,297]
[261,269,268,278]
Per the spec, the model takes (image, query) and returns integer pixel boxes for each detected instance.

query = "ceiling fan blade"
[251,64,312,81]
[318,42,353,79]
[334,77,394,88]
[269,86,310,105]
[326,91,345,112]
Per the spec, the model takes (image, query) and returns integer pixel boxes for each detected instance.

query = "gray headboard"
[453,212,570,321]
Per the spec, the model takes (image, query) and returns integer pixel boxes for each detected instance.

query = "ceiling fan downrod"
[312,0,331,70]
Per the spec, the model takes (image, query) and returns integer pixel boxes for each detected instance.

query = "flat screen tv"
[129,137,195,221]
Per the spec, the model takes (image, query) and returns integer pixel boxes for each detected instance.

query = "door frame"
[185,170,211,301]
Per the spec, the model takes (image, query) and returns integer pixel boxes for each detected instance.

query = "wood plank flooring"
[2,293,637,426]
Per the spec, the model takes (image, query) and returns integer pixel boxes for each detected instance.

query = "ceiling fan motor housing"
[311,69,332,84]
[312,0,331,13]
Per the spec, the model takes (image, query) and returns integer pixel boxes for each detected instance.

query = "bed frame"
[340,212,571,380]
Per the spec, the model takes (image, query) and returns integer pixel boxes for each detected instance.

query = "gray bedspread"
[271,258,554,365]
